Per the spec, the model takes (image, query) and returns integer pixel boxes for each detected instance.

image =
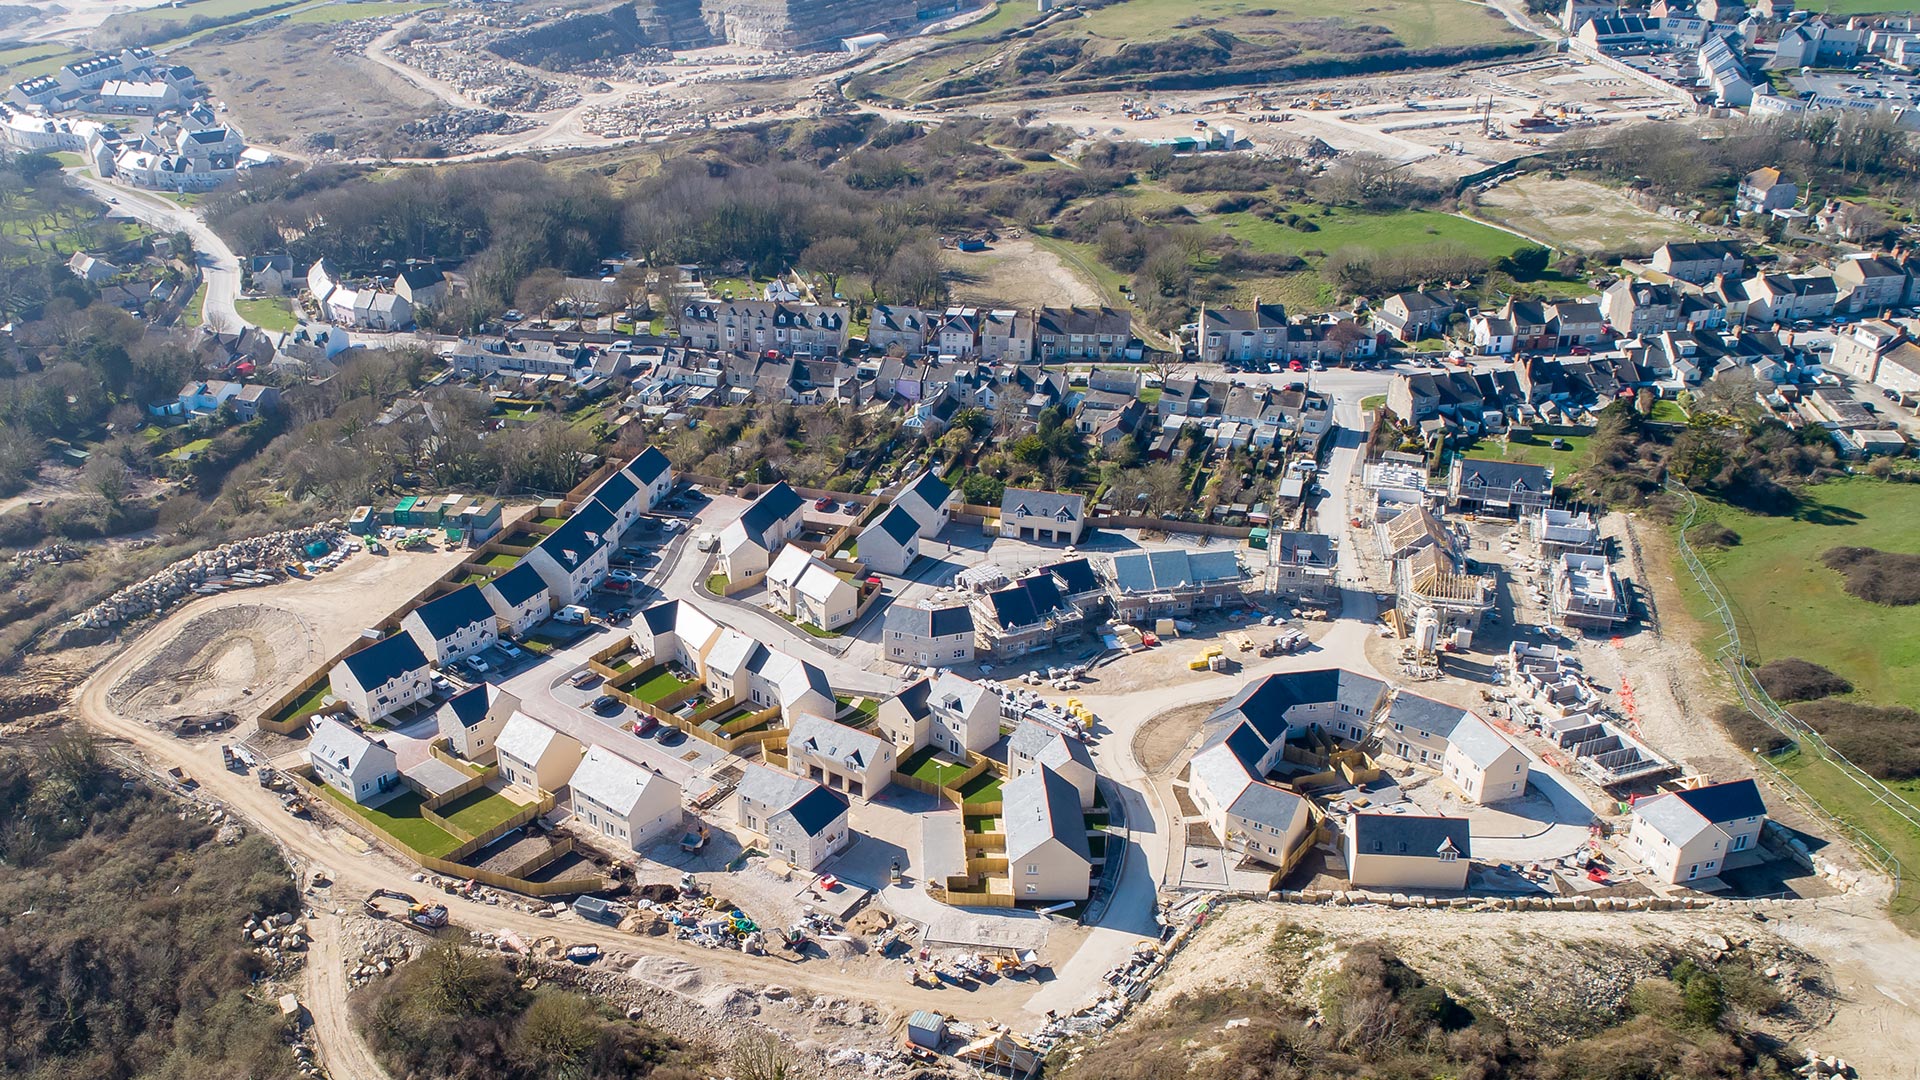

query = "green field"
[1816,0,1920,13]
[1064,0,1521,50]
[0,43,85,81]
[317,786,462,857]
[1215,206,1526,263]
[282,0,445,24]
[1679,478,1920,713]
[268,681,332,725]
[1497,432,1593,474]
[235,296,298,332]
[180,282,209,328]
[435,787,527,836]
[1647,398,1688,424]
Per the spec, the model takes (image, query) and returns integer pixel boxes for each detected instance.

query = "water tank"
[1413,608,1440,653]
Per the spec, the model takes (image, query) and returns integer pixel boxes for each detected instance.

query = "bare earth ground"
[177,22,437,153]
[942,237,1106,310]
[95,546,469,729]
[1473,175,1710,253]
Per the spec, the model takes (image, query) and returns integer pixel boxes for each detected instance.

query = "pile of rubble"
[1798,1053,1856,1079]
[674,51,852,84]
[70,523,347,630]
[9,542,84,572]
[245,910,312,973]
[578,91,782,140]
[398,108,536,153]
[386,40,583,112]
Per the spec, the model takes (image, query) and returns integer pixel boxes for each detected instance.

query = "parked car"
[465,656,490,674]
[499,643,524,660]
[432,677,454,694]
[1569,345,1592,356]
[591,695,621,715]
[814,497,834,511]
[608,569,639,583]
[570,670,598,688]
[632,714,659,737]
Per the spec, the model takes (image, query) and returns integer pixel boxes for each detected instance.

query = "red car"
[814,497,834,511]
[1569,345,1592,356]
[1288,360,1306,372]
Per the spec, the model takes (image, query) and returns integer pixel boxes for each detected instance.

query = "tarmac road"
[70,171,246,334]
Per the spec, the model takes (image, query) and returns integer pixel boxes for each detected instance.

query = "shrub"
[1687,522,1739,548]
[1793,699,1920,780]
[1713,703,1793,756]
[1820,546,1920,606]
[1754,658,1852,703]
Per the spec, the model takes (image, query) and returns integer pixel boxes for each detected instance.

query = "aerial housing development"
[14,0,1920,1074]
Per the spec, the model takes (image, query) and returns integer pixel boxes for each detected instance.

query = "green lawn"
[1064,0,1521,49]
[959,773,1003,805]
[268,681,332,726]
[434,787,527,837]
[1496,432,1593,474]
[481,552,519,569]
[532,516,569,527]
[235,296,297,332]
[1678,477,1920,712]
[944,0,1041,39]
[1647,398,1688,424]
[965,814,1001,834]
[1215,205,1525,263]
[1137,386,1162,407]
[316,786,462,858]
[707,573,731,594]
[0,44,85,81]
[629,665,694,705]
[170,437,215,461]
[902,745,972,788]
[50,152,87,168]
[795,620,842,639]
[282,0,446,24]
[837,695,880,724]
[1361,395,1386,411]
[180,283,209,328]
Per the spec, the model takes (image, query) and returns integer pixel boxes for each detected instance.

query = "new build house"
[434,684,518,765]
[1002,765,1093,901]
[525,500,616,607]
[495,712,583,794]
[998,489,1085,545]
[858,504,923,576]
[894,469,954,538]
[401,584,499,665]
[483,561,554,638]
[1102,548,1250,621]
[784,713,896,800]
[766,547,860,631]
[308,715,400,805]
[631,601,834,722]
[736,765,852,871]
[1376,693,1529,805]
[1005,719,1096,809]
[1626,778,1768,885]
[569,745,683,853]
[1551,552,1631,629]
[882,603,976,667]
[329,633,433,723]
[880,672,999,758]
[1345,813,1470,891]
[1447,458,1553,515]
[720,481,807,580]
[1272,531,1338,604]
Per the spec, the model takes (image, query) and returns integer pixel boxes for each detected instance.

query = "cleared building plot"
[1473,176,1709,254]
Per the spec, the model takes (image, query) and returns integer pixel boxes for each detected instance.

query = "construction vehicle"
[364,889,449,930]
[680,824,710,853]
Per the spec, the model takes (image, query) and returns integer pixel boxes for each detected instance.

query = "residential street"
[70,170,246,334]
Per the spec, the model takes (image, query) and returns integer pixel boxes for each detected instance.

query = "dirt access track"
[88,547,470,731]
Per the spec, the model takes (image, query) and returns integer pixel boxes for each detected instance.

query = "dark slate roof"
[1454,457,1551,492]
[884,604,975,640]
[399,265,444,289]
[488,561,547,606]
[741,481,804,539]
[1385,692,1468,740]
[1000,487,1083,523]
[443,684,492,729]
[1351,813,1471,860]
[783,783,850,838]
[340,632,429,688]
[411,584,495,640]
[905,468,951,508]
[892,677,933,720]
[986,574,1069,630]
[875,504,921,546]
[1041,557,1100,597]
[628,446,671,485]
[538,499,615,571]
[1673,778,1767,824]
[1209,669,1388,745]
[1276,531,1334,566]
[1228,779,1305,830]
[640,599,684,635]
[592,467,640,513]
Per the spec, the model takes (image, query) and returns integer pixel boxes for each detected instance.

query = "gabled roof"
[1108,548,1246,594]
[487,560,548,606]
[537,499,615,572]
[787,713,889,771]
[872,504,922,547]
[767,544,815,590]
[1000,488,1083,522]
[309,715,393,778]
[883,602,974,640]
[1003,765,1090,863]
[628,446,672,485]
[985,574,1069,630]
[784,783,850,837]
[409,584,495,641]
[570,745,674,817]
[1350,812,1471,860]
[338,633,429,689]
[1040,557,1100,597]
[740,482,804,540]
[745,646,832,706]
[1446,713,1518,769]
[1227,779,1308,832]
[1672,778,1767,824]
[1276,530,1335,567]
[1385,691,1470,740]
[1208,669,1388,746]
[892,677,934,720]
[496,711,573,766]
[438,683,496,730]
[591,467,640,513]
[903,468,951,509]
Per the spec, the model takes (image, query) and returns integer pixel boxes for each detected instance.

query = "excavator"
[363,889,449,931]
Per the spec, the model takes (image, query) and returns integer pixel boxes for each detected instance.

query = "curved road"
[71,171,246,334]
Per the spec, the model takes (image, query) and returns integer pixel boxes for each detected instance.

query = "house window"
[1025,884,1037,894]
[1439,848,1458,863]
[1025,863,1038,875]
